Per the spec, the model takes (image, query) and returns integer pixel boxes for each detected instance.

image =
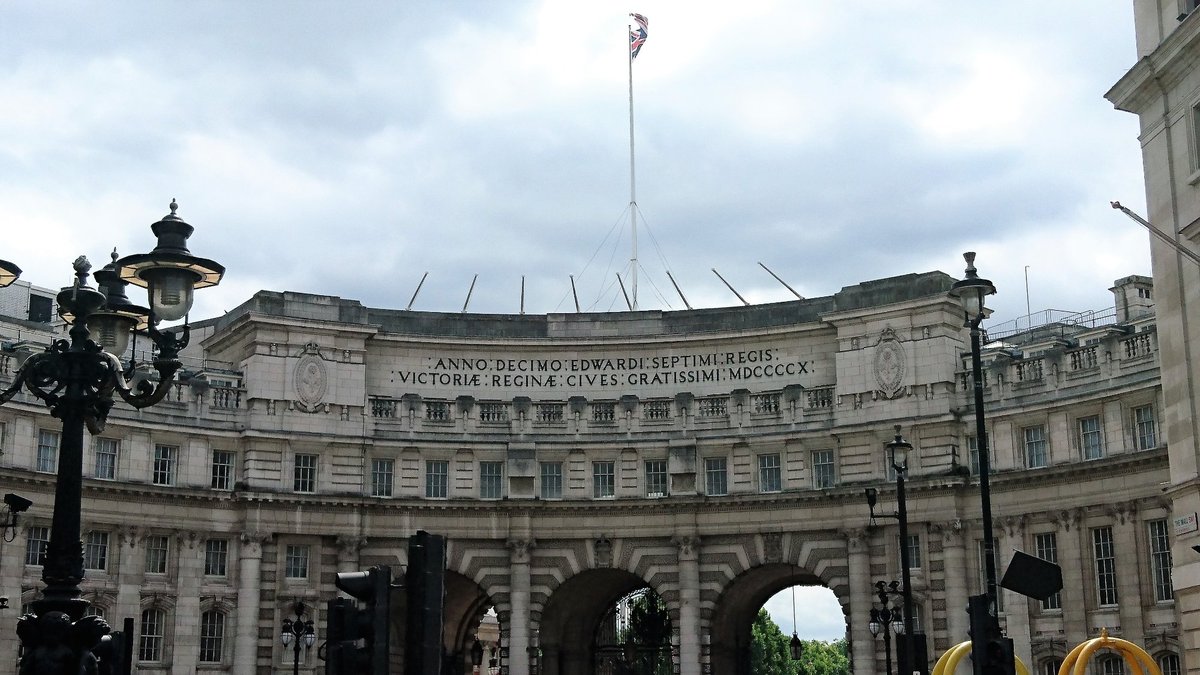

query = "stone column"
[674,534,702,675]
[507,538,535,675]
[937,521,970,645]
[172,531,203,675]
[845,529,875,675]
[1055,509,1088,648]
[1113,502,1147,644]
[113,526,143,625]
[1001,517,1032,669]
[234,532,269,674]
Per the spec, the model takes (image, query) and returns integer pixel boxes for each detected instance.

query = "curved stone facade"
[0,270,1174,674]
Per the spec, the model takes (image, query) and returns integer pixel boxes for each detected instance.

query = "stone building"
[1108,3,1200,673]
[0,269,1175,674]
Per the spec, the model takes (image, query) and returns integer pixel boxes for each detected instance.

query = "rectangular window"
[898,534,921,569]
[1134,405,1158,450]
[153,444,177,486]
[138,608,165,662]
[593,461,615,498]
[371,459,395,497]
[645,460,668,498]
[758,454,782,493]
[204,539,228,576]
[1093,526,1119,606]
[284,544,309,579]
[94,437,118,480]
[812,450,835,488]
[1149,519,1174,603]
[1079,416,1103,460]
[967,435,980,475]
[426,460,449,498]
[1023,425,1048,468]
[480,461,504,499]
[83,531,109,571]
[25,526,49,566]
[144,535,169,574]
[211,450,234,490]
[705,458,728,496]
[37,429,59,473]
[199,610,225,663]
[293,453,317,493]
[1035,532,1062,610]
[540,462,563,499]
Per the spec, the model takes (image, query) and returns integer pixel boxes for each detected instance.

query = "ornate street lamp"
[884,429,917,675]
[868,581,904,675]
[1,201,224,675]
[280,601,317,675]
[948,253,999,606]
[0,259,20,288]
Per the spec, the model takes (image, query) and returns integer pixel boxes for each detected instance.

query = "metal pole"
[883,618,893,675]
[896,473,916,674]
[970,324,1000,606]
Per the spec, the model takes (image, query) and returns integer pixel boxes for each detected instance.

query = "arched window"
[1099,656,1126,675]
[1159,653,1181,675]
[199,610,225,663]
[1040,658,1062,675]
[84,605,106,619]
[139,608,166,662]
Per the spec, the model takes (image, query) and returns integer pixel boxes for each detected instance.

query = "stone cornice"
[1107,15,1200,114]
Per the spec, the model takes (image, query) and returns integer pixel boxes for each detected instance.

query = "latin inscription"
[390,348,813,390]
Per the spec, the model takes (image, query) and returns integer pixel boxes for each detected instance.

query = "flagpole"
[627,21,638,311]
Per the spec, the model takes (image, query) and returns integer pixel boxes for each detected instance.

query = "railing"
[752,393,780,414]
[1123,333,1153,359]
[370,398,397,419]
[1069,346,1098,371]
[697,397,728,417]
[536,403,564,423]
[985,307,1119,344]
[1015,359,1044,383]
[479,403,508,423]
[209,386,241,410]
[643,400,671,421]
[425,401,451,422]
[592,402,616,423]
[806,387,833,409]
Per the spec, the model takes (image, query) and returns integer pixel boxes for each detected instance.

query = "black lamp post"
[948,253,999,606]
[1,201,224,675]
[865,428,918,675]
[868,581,904,675]
[280,600,316,675]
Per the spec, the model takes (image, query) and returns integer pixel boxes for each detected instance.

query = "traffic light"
[330,564,392,675]
[967,594,1015,675]
[404,531,446,675]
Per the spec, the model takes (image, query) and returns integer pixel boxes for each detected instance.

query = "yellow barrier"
[931,640,1029,675]
[1059,628,1159,675]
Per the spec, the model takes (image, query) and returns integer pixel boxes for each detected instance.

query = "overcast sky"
[2,1,1149,330]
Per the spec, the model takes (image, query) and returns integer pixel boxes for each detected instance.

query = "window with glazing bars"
[144,535,169,574]
[1034,532,1061,610]
[1023,425,1048,468]
[705,458,728,496]
[1134,405,1157,450]
[812,450,835,488]
[37,429,58,473]
[285,544,309,578]
[426,460,448,498]
[593,461,615,498]
[1149,519,1173,603]
[204,539,228,576]
[83,531,109,571]
[480,461,503,499]
[540,462,563,499]
[1079,416,1103,460]
[139,608,165,661]
[371,458,394,497]
[211,450,234,490]
[293,454,317,492]
[25,526,48,566]
[199,610,225,663]
[758,454,781,492]
[94,437,118,479]
[153,444,176,486]
[645,460,667,497]
[1092,526,1118,606]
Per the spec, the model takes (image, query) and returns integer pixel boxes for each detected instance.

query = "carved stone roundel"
[295,354,328,405]
[874,329,906,399]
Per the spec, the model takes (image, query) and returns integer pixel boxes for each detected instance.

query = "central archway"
[538,568,668,675]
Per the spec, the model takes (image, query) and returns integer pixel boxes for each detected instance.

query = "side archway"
[538,568,660,675]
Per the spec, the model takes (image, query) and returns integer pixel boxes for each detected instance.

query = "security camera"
[3,494,31,513]
[0,597,9,610]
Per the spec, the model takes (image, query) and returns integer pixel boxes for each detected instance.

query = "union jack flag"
[629,12,648,59]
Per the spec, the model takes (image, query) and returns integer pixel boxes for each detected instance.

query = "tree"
[750,609,850,675]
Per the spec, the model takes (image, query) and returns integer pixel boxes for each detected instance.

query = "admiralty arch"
[0,267,1175,675]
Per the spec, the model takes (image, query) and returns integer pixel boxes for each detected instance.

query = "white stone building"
[0,269,1175,675]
